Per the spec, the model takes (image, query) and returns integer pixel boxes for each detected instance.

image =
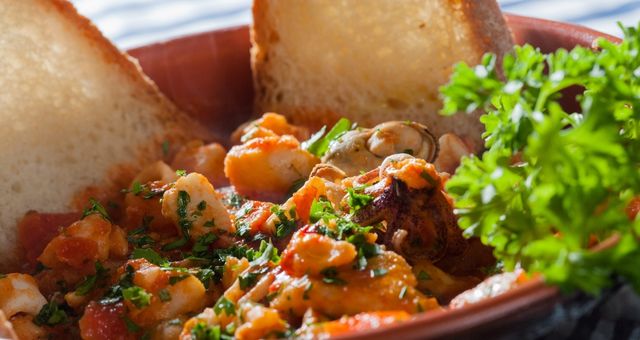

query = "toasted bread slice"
[0,0,205,270]
[252,0,513,152]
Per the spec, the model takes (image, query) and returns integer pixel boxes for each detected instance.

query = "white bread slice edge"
[251,0,513,153]
[0,0,206,270]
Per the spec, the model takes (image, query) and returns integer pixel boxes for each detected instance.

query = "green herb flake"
[34,300,68,326]
[191,322,221,340]
[213,297,236,316]
[417,270,431,281]
[271,205,297,238]
[158,289,171,302]
[238,272,259,290]
[75,262,109,296]
[346,187,373,213]
[303,118,352,157]
[169,275,189,285]
[320,267,347,285]
[131,248,168,266]
[81,198,111,222]
[122,286,152,308]
[123,315,142,333]
[176,169,187,177]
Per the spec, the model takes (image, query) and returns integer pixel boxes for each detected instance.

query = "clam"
[322,121,438,176]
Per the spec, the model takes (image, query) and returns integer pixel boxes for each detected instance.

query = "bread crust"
[251,0,514,153]
[452,0,514,58]
[1,0,210,271]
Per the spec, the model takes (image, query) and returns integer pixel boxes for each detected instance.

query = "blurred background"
[70,0,640,49]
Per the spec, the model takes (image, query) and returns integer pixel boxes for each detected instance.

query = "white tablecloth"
[70,0,639,49]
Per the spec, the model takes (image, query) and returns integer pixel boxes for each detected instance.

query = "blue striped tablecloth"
[70,0,640,49]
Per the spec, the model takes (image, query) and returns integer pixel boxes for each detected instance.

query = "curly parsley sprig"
[440,23,640,294]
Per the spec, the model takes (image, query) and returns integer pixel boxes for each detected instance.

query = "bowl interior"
[127,14,620,339]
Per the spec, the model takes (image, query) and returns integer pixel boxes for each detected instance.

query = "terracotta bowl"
[128,14,621,339]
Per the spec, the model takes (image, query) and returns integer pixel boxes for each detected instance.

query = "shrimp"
[0,274,47,318]
[161,172,233,241]
[224,135,319,201]
[38,215,126,276]
[171,141,228,187]
[231,112,310,144]
[270,249,439,318]
[121,259,207,327]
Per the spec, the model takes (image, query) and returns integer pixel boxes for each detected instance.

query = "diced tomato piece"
[292,184,318,223]
[17,212,80,268]
[79,302,136,340]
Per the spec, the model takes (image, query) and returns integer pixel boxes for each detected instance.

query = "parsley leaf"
[75,262,109,296]
[440,23,640,294]
[346,187,373,213]
[131,248,168,266]
[191,322,221,340]
[320,267,347,285]
[34,300,68,326]
[122,286,152,308]
[213,297,236,316]
[82,198,111,222]
[303,118,352,157]
[271,205,297,238]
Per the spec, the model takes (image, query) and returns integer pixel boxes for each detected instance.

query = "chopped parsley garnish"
[100,264,135,305]
[320,267,347,285]
[195,268,215,287]
[176,169,187,177]
[238,272,259,290]
[169,275,189,285]
[309,197,336,223]
[130,181,144,195]
[122,286,152,308]
[417,270,431,281]
[303,118,352,157]
[163,190,192,251]
[251,241,281,266]
[225,193,245,209]
[191,322,221,340]
[82,198,111,222]
[192,233,218,255]
[213,297,236,316]
[346,187,373,213]
[128,216,155,248]
[158,289,171,302]
[123,315,142,333]
[34,300,68,326]
[75,262,109,296]
[131,248,168,266]
[271,205,297,238]
[440,23,640,294]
